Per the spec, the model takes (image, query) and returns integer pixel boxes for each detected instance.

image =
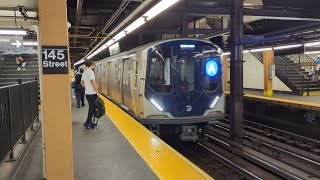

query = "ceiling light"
[243,50,249,53]
[222,52,230,56]
[274,44,302,50]
[0,29,27,35]
[305,41,320,47]
[74,59,85,66]
[250,48,272,52]
[105,39,115,47]
[113,31,126,42]
[305,51,320,55]
[144,0,180,21]
[23,41,38,46]
[125,18,145,34]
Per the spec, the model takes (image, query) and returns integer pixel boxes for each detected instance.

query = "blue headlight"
[205,59,219,77]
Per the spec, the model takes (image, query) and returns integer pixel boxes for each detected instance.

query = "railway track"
[166,139,280,180]
[207,119,320,180]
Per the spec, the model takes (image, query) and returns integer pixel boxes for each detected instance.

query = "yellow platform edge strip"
[225,91,320,111]
[101,96,213,180]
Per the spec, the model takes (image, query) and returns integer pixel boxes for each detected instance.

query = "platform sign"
[42,46,68,74]
[0,36,24,49]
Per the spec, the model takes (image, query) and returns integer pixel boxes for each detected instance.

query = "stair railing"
[289,54,316,73]
[277,56,310,96]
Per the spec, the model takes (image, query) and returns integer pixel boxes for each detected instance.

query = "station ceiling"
[0,0,319,63]
[66,0,320,63]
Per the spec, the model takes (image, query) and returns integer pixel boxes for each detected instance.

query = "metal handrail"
[276,56,310,95]
[288,55,313,73]
[0,80,37,90]
[277,56,309,80]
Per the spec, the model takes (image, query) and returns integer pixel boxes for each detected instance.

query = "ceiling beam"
[73,0,85,46]
[172,7,320,21]
[135,28,223,34]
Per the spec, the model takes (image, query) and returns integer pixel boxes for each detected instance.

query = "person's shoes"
[84,121,95,129]
[83,121,90,128]
[81,104,86,107]
[77,105,80,108]
[22,61,27,67]
[17,67,21,70]
[89,122,95,129]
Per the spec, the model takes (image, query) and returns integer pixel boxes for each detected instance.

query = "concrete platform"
[244,89,320,104]
[14,99,157,180]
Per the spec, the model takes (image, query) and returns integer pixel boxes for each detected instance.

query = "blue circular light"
[205,59,219,77]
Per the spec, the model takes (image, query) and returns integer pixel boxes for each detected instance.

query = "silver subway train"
[95,38,225,141]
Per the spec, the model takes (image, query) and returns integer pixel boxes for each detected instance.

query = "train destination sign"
[0,36,24,49]
[42,46,69,74]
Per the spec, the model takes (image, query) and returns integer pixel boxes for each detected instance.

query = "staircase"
[0,54,39,87]
[274,56,320,96]
[0,54,40,103]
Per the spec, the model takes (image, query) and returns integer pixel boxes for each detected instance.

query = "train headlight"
[150,99,163,111]
[210,96,220,108]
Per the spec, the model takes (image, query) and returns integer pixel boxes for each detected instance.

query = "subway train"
[94,38,225,141]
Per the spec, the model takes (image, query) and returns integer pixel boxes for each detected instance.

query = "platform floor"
[244,89,320,104]
[14,99,157,180]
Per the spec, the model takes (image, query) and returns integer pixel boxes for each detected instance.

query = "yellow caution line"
[101,96,214,180]
[225,91,320,111]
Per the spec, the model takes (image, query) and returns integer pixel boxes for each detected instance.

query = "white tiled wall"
[228,53,292,92]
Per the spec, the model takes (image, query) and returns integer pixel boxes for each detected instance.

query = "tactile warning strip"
[101,96,213,180]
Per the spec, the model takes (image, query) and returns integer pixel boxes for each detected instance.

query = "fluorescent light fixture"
[243,50,249,53]
[274,44,302,50]
[125,18,145,34]
[250,47,272,52]
[222,52,230,56]
[23,41,38,46]
[105,39,115,47]
[0,29,27,35]
[210,96,220,108]
[74,59,85,66]
[150,99,163,111]
[305,41,320,47]
[143,0,180,21]
[305,51,320,55]
[113,31,126,42]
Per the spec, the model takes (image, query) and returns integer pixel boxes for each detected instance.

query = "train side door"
[107,61,112,97]
[121,58,132,110]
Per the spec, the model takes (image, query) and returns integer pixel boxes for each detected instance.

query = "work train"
[95,38,225,141]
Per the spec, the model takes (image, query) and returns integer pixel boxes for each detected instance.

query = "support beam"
[73,0,84,46]
[229,0,244,144]
[223,55,229,89]
[136,28,222,35]
[180,16,188,38]
[263,50,274,96]
[38,0,74,179]
[172,7,320,21]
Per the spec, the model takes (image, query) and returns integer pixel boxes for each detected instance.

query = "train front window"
[146,40,221,94]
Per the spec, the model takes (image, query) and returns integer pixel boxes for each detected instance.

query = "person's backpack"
[93,97,105,125]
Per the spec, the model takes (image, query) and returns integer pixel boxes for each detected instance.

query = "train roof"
[96,38,219,64]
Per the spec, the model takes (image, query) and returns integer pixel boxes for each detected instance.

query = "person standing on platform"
[81,61,100,129]
[16,56,26,70]
[74,68,86,108]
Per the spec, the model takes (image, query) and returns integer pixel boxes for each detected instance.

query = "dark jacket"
[74,74,85,94]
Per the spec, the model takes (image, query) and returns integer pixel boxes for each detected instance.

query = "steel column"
[180,16,188,38]
[229,0,244,144]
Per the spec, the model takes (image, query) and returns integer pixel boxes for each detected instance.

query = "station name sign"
[42,46,68,74]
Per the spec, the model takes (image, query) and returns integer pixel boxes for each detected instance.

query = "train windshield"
[146,40,221,94]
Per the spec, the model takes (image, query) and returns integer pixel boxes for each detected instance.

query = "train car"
[95,38,225,141]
